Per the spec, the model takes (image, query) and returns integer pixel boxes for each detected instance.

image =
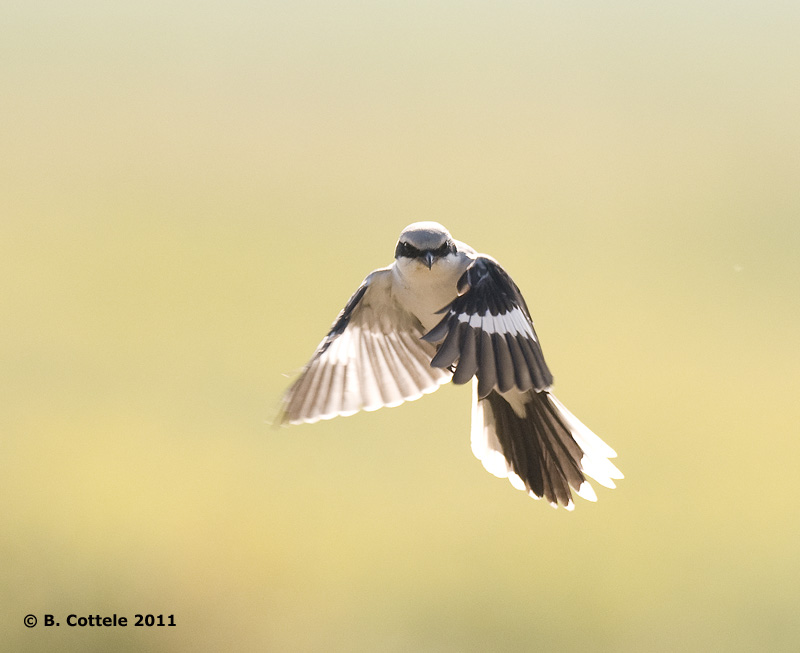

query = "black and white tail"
[471,385,622,509]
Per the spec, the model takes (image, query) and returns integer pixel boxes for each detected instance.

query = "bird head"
[394,222,457,270]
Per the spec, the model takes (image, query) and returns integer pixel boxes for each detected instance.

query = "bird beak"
[423,251,435,269]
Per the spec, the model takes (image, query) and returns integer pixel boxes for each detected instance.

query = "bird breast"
[391,254,471,332]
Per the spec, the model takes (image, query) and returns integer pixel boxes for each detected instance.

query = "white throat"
[391,252,471,332]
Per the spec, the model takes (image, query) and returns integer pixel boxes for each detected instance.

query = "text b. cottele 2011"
[35,613,176,627]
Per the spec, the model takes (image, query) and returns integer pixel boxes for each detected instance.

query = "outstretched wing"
[281,268,451,424]
[422,256,552,398]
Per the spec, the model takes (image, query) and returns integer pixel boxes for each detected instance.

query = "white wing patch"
[457,308,536,340]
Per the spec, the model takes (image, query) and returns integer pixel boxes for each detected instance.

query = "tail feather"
[471,383,622,509]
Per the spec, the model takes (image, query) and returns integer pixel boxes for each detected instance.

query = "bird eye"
[395,241,421,259]
[433,241,455,257]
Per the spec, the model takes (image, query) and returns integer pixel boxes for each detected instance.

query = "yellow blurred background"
[2,2,799,651]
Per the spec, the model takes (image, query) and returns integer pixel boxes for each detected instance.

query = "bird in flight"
[281,222,622,509]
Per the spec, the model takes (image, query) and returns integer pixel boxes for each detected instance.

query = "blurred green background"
[2,1,799,651]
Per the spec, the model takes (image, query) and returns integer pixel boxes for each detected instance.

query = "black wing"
[422,256,552,398]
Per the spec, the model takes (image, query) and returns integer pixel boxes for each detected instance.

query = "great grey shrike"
[280,222,622,509]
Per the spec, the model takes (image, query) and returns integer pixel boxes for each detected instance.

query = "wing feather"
[506,334,534,392]
[476,331,497,399]
[281,269,451,424]
[423,256,552,397]
[452,327,478,384]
